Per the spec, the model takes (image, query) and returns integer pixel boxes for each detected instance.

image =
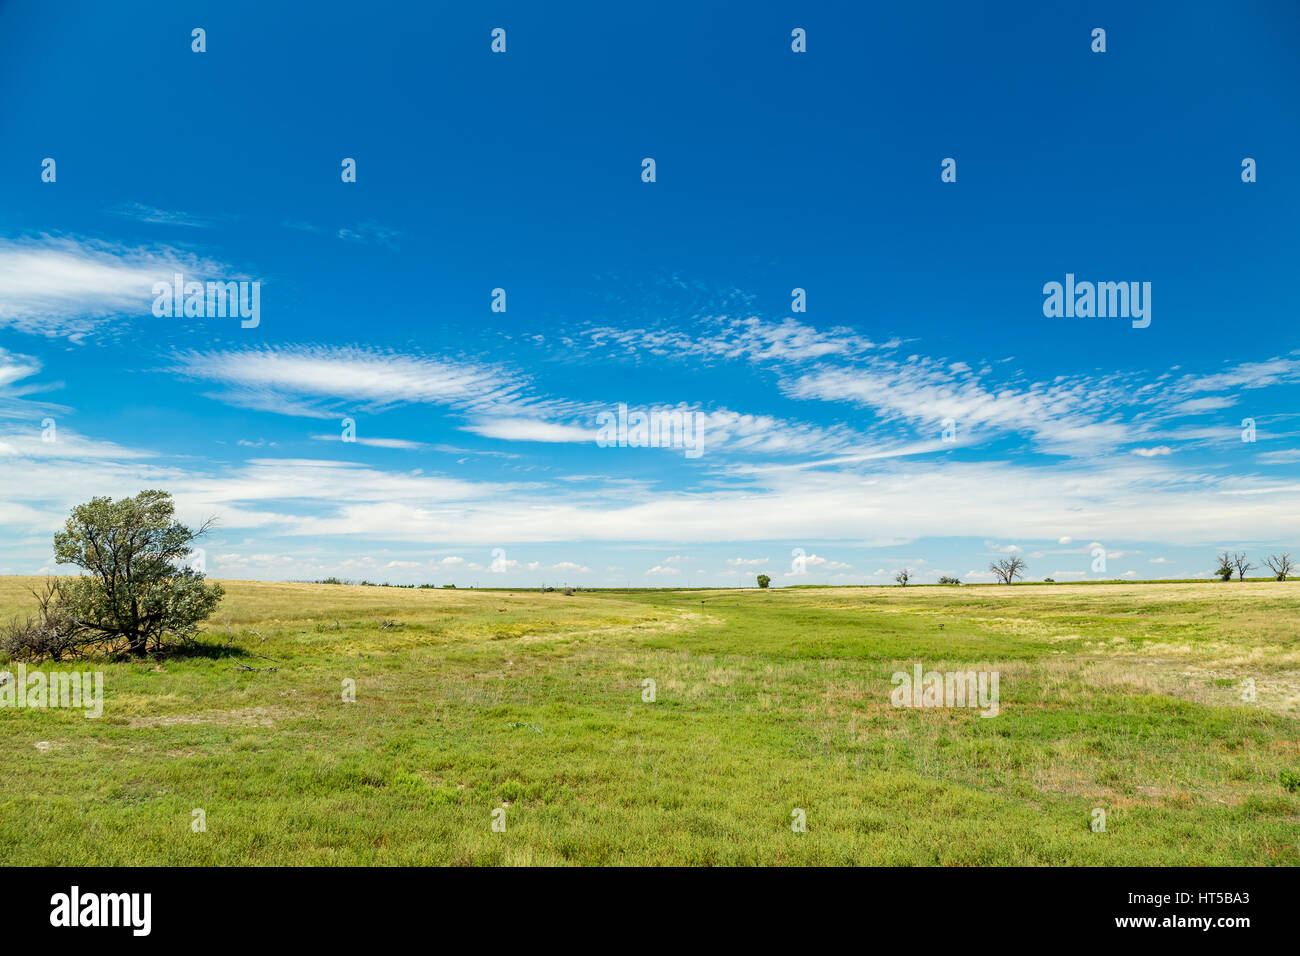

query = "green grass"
[1,577,1297,865]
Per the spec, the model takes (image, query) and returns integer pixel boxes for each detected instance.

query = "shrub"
[756,574,771,589]
[1,580,86,662]
[1,613,77,662]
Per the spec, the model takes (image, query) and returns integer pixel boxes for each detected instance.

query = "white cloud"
[1257,449,1300,464]
[463,418,595,443]
[172,345,521,418]
[109,202,213,228]
[801,553,851,570]
[585,315,890,364]
[0,237,230,336]
[336,222,401,246]
[550,561,591,573]
[310,434,427,450]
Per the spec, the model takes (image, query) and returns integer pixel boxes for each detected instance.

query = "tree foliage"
[1214,551,1235,581]
[4,490,224,659]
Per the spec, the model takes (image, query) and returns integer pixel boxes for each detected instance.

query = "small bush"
[1,615,77,662]
[1281,770,1300,793]
[0,581,84,662]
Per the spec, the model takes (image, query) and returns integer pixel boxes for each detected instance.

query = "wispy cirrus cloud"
[170,345,527,419]
[1170,356,1300,394]
[108,202,214,228]
[0,236,228,337]
[0,348,42,391]
[578,313,1300,463]
[310,433,428,450]
[336,222,401,247]
[585,315,896,364]
[0,348,66,420]
[170,344,905,459]
[463,418,596,443]
[780,357,1136,455]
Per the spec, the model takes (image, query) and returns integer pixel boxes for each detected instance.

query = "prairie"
[1,577,1297,865]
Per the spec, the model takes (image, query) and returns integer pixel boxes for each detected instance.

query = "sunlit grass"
[1,577,1297,865]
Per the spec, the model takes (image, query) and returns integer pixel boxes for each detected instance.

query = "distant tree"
[989,555,1027,585]
[1214,552,1235,581]
[1232,552,1255,581]
[49,490,223,657]
[757,574,771,589]
[1263,553,1293,581]
[938,576,962,585]
[894,568,911,586]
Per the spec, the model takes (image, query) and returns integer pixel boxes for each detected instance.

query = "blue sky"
[1,0,1298,586]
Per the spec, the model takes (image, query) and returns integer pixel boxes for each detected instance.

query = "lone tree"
[756,573,771,589]
[1214,551,1235,581]
[1232,552,1255,581]
[1263,553,1293,581]
[989,555,1027,584]
[894,568,911,586]
[49,490,224,656]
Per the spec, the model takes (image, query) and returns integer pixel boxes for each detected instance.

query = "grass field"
[1,576,1298,865]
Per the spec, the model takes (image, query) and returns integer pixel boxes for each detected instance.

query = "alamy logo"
[890,663,999,717]
[1042,273,1150,328]
[152,272,261,328]
[595,403,705,459]
[50,886,151,936]
[0,664,102,718]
